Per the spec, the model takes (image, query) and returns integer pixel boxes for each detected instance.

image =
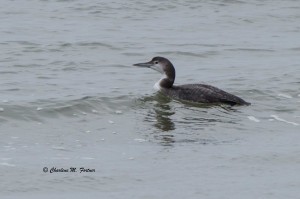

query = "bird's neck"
[159,77,174,88]
[158,63,175,88]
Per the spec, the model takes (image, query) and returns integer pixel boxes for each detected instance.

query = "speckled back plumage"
[161,84,250,105]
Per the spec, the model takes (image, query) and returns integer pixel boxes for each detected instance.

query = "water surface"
[1,0,300,198]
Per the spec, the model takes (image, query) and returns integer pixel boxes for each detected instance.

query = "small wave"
[122,52,144,56]
[0,71,18,74]
[170,43,231,47]
[0,95,133,123]
[81,157,95,160]
[0,162,16,167]
[225,48,275,52]
[289,47,300,51]
[59,42,121,50]
[158,51,209,57]
[278,93,293,99]
[7,40,40,46]
[13,64,40,68]
[270,115,299,126]
[247,116,260,122]
[51,146,70,151]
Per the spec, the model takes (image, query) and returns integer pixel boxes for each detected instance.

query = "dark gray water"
[1,0,300,198]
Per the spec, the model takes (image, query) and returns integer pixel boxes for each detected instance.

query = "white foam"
[36,107,43,111]
[134,138,147,143]
[108,120,114,124]
[115,110,122,114]
[247,116,260,122]
[270,115,299,126]
[0,108,4,112]
[278,93,292,99]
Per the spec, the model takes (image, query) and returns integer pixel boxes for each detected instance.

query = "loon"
[133,57,250,106]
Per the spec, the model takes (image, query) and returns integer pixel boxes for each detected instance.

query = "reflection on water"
[139,93,175,132]
[137,92,243,146]
[153,94,175,132]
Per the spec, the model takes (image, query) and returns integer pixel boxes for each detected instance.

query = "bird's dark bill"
[133,61,153,67]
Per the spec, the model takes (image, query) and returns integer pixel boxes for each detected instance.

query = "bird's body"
[134,57,250,106]
[160,84,249,105]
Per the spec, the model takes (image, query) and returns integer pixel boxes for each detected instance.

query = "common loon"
[133,57,250,106]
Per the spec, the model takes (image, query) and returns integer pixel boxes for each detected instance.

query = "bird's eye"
[154,61,158,64]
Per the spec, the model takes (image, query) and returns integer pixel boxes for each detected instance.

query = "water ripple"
[0,95,134,123]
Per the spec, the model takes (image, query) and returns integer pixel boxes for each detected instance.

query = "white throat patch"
[153,74,167,91]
